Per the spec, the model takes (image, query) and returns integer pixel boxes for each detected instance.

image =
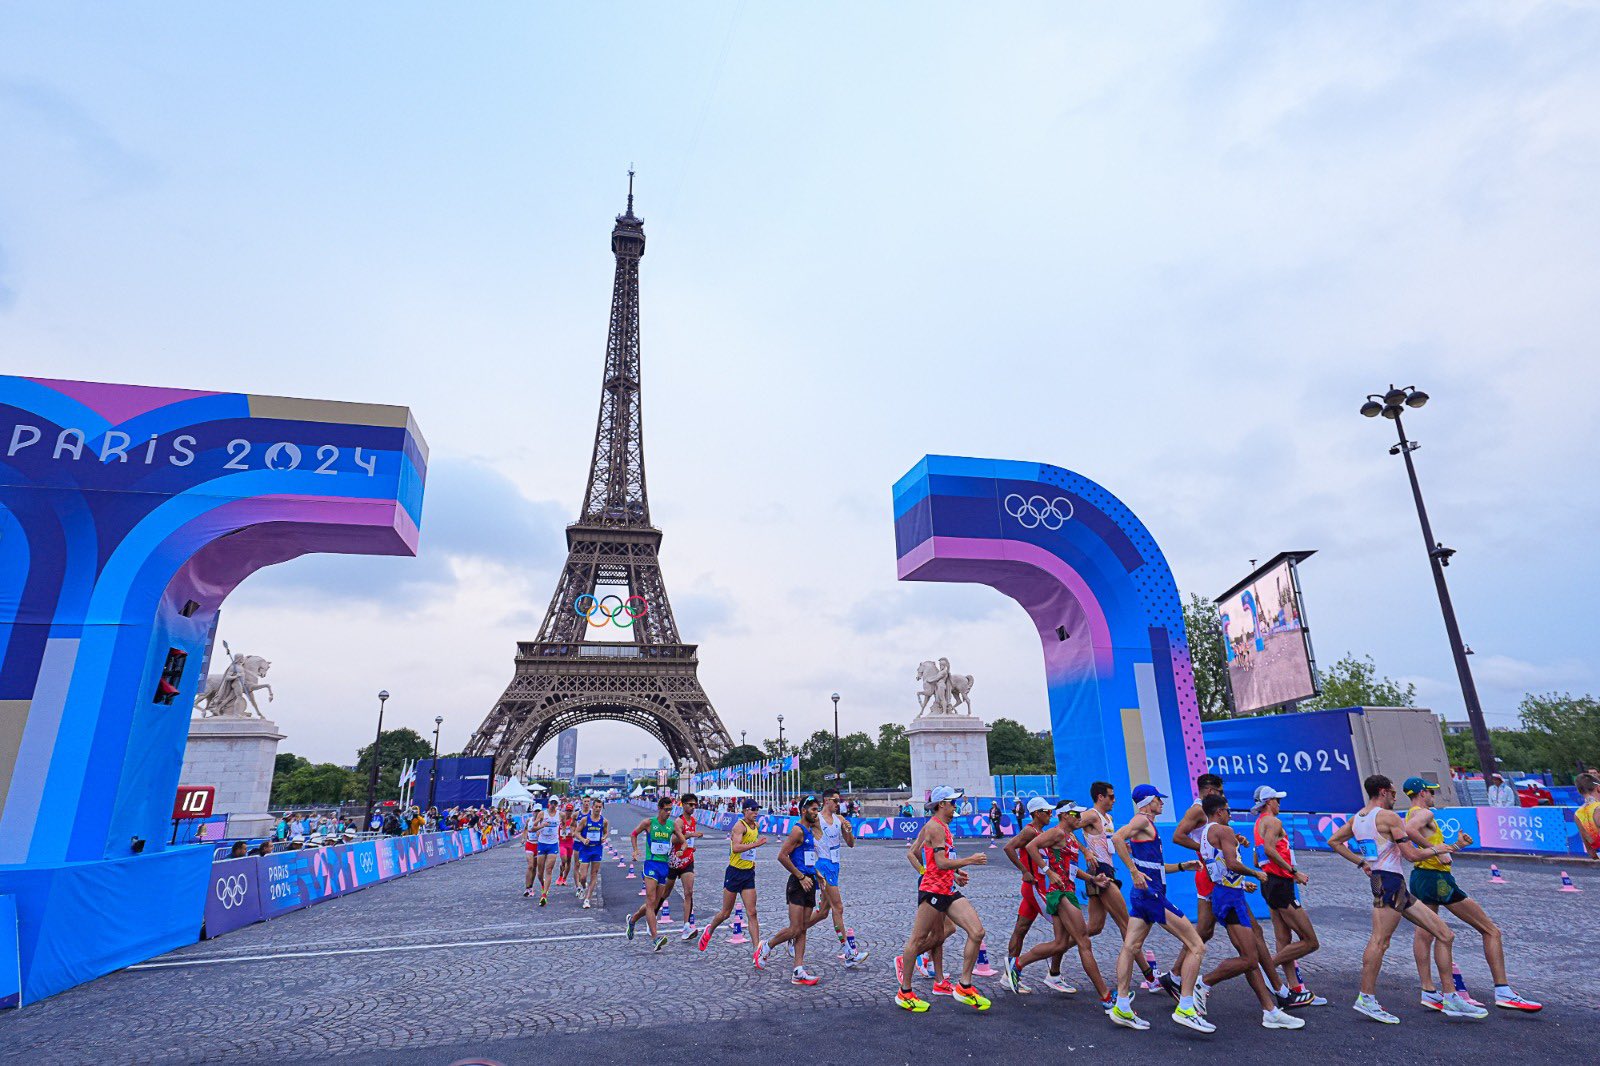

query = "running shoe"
[582,899,591,909]
[1171,1005,1215,1033]
[1192,983,1209,1016]
[523,888,536,898]
[538,893,548,907]
[1108,1005,1149,1030]
[697,927,713,952]
[1003,959,1030,994]
[915,956,937,980]
[848,945,871,965]
[1042,973,1077,995]
[755,941,773,969]
[1101,994,1116,1015]
[895,989,930,1013]
[1276,989,1317,1010]
[930,978,955,996]
[625,915,637,940]
[952,984,991,1010]
[1440,993,1488,1019]
[679,923,698,942]
[792,966,820,986]
[1262,1007,1304,1030]
[1353,994,1400,1025]
[894,954,905,987]
[1420,990,1445,1012]
[1157,971,1183,1002]
[653,934,668,953]
[753,948,766,970]
[1494,990,1542,1012]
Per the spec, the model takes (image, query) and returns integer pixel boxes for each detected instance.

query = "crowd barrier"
[204,826,513,939]
[631,799,1589,858]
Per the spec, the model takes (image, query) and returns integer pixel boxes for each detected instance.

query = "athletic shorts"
[786,873,818,908]
[724,865,756,893]
[918,890,963,913]
[576,845,602,864]
[524,841,536,854]
[1410,867,1469,906]
[1084,861,1121,897]
[1018,879,1044,921]
[1194,863,1214,902]
[815,858,841,887]
[537,842,560,856]
[644,860,671,883]
[1370,870,1415,911]
[1044,887,1080,916]
[1210,885,1252,928]
[1130,888,1182,925]
[559,839,574,856]
[1262,873,1300,910]
[667,859,695,879]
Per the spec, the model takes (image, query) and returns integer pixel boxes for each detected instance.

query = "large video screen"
[1218,557,1317,714]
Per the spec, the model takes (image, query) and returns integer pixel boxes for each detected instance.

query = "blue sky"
[3,3,1597,772]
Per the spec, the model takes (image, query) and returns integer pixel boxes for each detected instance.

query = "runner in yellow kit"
[1575,773,1600,860]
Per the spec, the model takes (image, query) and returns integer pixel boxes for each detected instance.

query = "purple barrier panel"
[336,840,383,891]
[203,857,263,939]
[1469,806,1578,855]
[372,837,404,882]
[259,852,309,918]
[849,817,897,840]
[393,834,428,876]
[419,831,451,865]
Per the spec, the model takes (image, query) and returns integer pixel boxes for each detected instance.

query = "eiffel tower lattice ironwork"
[465,175,734,775]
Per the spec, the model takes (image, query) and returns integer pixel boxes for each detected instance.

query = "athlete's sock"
[1116,993,1133,1013]
[1275,983,1290,997]
[1421,988,1443,1001]
[1494,985,1512,997]
[1179,995,1195,1011]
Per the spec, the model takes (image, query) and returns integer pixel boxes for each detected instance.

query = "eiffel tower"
[465,175,734,775]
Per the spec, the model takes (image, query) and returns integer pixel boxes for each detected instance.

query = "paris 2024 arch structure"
[894,455,1208,832]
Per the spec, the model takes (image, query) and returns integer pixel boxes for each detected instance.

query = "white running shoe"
[1262,1007,1304,1030]
[582,898,591,909]
[1171,1006,1215,1033]
[1041,973,1076,994]
[1353,994,1400,1025]
[1440,992,1489,1019]
[1193,983,1210,1015]
[1108,1005,1149,1030]
[756,941,773,968]
[680,924,698,941]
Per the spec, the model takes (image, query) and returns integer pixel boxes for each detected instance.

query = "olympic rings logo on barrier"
[1004,494,1074,530]
[216,874,249,909]
[573,593,649,628]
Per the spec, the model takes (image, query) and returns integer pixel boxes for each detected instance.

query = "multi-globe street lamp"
[362,689,390,829]
[1360,384,1498,777]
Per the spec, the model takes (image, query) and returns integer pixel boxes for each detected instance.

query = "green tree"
[1442,727,1552,778]
[987,718,1054,774]
[274,751,310,778]
[1296,654,1416,712]
[1518,691,1600,777]
[354,728,432,802]
[876,722,910,787]
[719,744,767,767]
[271,762,359,806]
[1183,593,1232,720]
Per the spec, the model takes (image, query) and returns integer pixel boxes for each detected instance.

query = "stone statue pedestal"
[179,716,285,839]
[907,714,992,804]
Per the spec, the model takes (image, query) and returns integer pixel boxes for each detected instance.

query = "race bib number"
[1355,839,1380,860]
[802,849,816,867]
[586,829,601,842]
[650,840,670,856]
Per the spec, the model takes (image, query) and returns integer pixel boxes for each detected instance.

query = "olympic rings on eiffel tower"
[573,593,650,628]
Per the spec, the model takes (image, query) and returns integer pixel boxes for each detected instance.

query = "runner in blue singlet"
[575,798,608,910]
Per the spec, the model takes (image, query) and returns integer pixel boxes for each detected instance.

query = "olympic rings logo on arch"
[1003,493,1074,530]
[573,593,650,628]
[215,874,249,909]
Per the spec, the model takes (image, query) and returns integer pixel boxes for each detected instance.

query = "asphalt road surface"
[2,803,1593,1064]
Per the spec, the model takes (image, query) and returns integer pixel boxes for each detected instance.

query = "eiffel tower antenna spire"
[466,182,733,776]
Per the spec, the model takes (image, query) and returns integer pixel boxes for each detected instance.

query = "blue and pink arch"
[0,376,426,1002]
[893,455,1205,819]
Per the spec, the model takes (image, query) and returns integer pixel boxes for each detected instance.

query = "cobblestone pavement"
[2,804,1595,1064]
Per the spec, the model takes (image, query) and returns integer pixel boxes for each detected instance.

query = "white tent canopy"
[722,786,753,798]
[491,780,536,805]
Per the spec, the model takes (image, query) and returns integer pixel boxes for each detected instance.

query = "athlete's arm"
[1326,815,1370,872]
[1024,827,1060,885]
[776,825,805,878]
[905,831,926,875]
[1383,809,1454,864]
[841,815,855,847]
[629,818,649,860]
[1171,806,1204,852]
[1216,824,1265,881]
[1112,816,1147,889]
[1002,827,1033,875]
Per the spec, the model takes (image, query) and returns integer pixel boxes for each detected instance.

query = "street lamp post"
[1361,385,1498,777]
[362,689,390,830]
[831,693,842,781]
[776,714,785,807]
[428,715,443,813]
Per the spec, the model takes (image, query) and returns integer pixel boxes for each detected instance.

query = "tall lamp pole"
[1361,385,1498,777]
[776,714,785,807]
[428,715,443,812]
[363,689,390,829]
[831,693,842,781]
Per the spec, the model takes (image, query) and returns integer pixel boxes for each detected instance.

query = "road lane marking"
[130,930,626,969]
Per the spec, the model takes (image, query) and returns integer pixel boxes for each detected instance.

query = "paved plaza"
[2,804,1594,1064]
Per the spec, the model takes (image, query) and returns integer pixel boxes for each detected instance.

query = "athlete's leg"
[1007,912,1034,960]
[1015,912,1072,972]
[899,904,942,991]
[1160,912,1207,997]
[681,870,696,923]
[1411,903,1440,990]
[525,852,536,892]
[1222,921,1277,1009]
[1401,898,1456,992]
[742,886,761,948]
[789,902,812,967]
[1095,884,1155,980]
[703,888,737,936]
[1115,917,1153,997]
[804,884,838,931]
[945,897,986,986]
[1171,899,1214,973]
[1443,897,1508,985]
[1059,904,1111,999]
[583,860,602,904]
[1270,905,1319,974]
[1361,905,1406,995]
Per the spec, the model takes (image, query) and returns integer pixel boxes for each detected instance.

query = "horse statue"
[196,652,274,718]
[915,658,974,717]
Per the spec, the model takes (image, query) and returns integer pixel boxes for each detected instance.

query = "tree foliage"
[354,728,432,801]
[1183,593,1232,720]
[719,744,767,768]
[1296,653,1416,712]
[270,757,359,806]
